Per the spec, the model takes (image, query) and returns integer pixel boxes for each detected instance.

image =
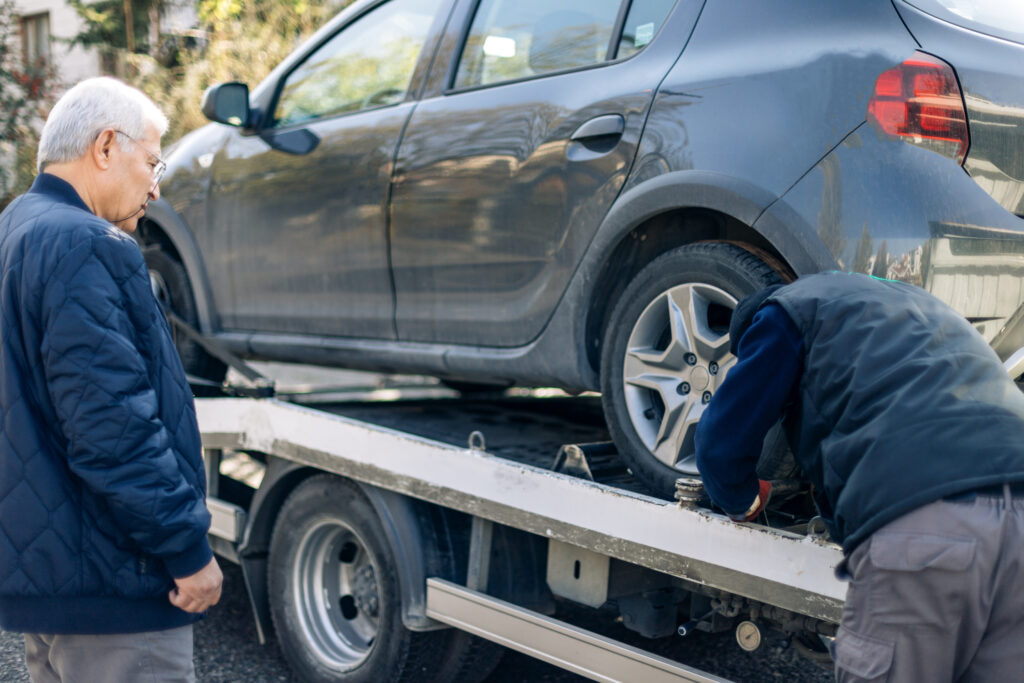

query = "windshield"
[904,0,1024,44]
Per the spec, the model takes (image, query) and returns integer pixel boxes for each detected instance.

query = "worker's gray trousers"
[24,624,194,683]
[833,485,1024,682]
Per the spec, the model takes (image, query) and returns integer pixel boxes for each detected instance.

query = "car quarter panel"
[768,121,1024,345]
[626,0,915,199]
[895,2,1024,220]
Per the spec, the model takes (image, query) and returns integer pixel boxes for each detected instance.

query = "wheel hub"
[621,282,738,473]
[351,564,379,617]
[292,521,380,670]
[688,366,711,392]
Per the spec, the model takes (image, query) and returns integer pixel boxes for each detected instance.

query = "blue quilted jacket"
[0,174,212,634]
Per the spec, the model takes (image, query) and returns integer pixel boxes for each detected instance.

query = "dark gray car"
[144,0,1024,498]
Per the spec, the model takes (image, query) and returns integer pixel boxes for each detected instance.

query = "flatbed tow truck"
[192,365,844,683]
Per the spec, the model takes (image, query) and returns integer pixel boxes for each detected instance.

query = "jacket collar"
[29,173,93,215]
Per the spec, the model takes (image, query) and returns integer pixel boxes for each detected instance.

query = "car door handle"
[570,115,624,141]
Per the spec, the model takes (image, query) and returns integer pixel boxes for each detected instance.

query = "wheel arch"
[237,458,457,644]
[580,171,826,372]
[137,199,218,335]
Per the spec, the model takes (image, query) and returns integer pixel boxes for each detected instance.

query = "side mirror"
[201,82,251,127]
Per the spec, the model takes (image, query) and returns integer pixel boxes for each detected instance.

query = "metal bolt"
[702,392,712,404]
[685,353,697,366]
[676,382,690,395]
[644,408,656,420]
[675,476,705,507]
[709,361,719,375]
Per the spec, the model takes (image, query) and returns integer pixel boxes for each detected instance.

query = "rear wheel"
[268,475,449,683]
[142,244,226,384]
[600,243,786,498]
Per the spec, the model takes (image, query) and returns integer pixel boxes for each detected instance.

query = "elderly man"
[0,78,221,681]
[695,271,1024,682]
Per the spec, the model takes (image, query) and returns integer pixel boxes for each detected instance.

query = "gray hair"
[37,77,168,173]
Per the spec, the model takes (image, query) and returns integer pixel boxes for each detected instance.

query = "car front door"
[208,0,449,338]
[389,0,698,346]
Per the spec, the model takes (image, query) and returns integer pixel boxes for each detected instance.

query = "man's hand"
[729,479,772,523]
[169,556,223,613]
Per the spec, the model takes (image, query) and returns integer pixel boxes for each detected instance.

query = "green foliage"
[0,0,57,208]
[126,0,348,142]
[68,0,158,53]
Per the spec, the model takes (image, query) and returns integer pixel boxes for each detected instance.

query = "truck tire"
[432,630,504,683]
[600,243,787,499]
[142,245,227,384]
[268,475,448,683]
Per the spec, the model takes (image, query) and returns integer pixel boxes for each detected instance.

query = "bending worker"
[694,271,1024,682]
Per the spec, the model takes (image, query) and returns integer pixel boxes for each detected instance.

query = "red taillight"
[867,52,969,165]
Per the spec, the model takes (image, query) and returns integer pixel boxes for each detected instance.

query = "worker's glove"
[729,480,772,523]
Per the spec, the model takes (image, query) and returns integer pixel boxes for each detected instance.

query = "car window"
[902,0,1024,44]
[454,0,623,89]
[274,0,444,127]
[616,0,676,59]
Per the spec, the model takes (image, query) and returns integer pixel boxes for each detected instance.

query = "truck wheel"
[600,243,785,499]
[268,475,448,683]
[142,245,227,384]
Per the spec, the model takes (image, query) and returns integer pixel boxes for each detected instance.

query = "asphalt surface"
[0,562,831,682]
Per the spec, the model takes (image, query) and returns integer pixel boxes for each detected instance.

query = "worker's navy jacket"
[697,272,1024,553]
[0,174,212,633]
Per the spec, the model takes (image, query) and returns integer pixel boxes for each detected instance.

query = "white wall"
[14,0,102,87]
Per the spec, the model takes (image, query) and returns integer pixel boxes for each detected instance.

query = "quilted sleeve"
[39,231,212,578]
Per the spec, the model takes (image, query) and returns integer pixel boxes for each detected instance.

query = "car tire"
[268,475,450,683]
[600,242,786,499]
[142,245,227,384]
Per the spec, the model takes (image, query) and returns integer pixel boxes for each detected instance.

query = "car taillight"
[867,52,969,165]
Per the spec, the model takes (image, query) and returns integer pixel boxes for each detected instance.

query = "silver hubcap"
[291,519,379,670]
[622,283,738,473]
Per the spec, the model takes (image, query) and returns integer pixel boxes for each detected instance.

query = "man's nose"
[148,181,160,201]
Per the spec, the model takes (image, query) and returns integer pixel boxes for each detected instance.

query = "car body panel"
[773,121,1024,345]
[387,0,704,346]
[626,0,914,199]
[895,1,1024,219]
[146,124,233,332]
[208,105,410,338]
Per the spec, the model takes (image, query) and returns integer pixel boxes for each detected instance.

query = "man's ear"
[91,129,117,171]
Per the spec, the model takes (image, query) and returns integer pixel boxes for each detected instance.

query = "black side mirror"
[201,82,251,127]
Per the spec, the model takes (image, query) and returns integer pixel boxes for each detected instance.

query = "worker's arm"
[695,304,803,519]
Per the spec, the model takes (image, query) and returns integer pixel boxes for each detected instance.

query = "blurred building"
[14,0,102,83]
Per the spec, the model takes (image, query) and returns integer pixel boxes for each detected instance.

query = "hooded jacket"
[0,174,212,634]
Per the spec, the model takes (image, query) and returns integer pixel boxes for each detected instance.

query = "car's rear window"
[903,0,1024,44]
[454,0,623,89]
[616,0,676,59]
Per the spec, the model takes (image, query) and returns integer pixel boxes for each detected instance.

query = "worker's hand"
[169,556,223,613]
[729,480,772,523]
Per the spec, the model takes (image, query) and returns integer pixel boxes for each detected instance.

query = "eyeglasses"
[113,129,167,186]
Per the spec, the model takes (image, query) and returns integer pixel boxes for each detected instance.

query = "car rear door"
[208,0,450,338]
[389,0,703,346]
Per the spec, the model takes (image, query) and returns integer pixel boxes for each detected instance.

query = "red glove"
[729,480,772,522]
